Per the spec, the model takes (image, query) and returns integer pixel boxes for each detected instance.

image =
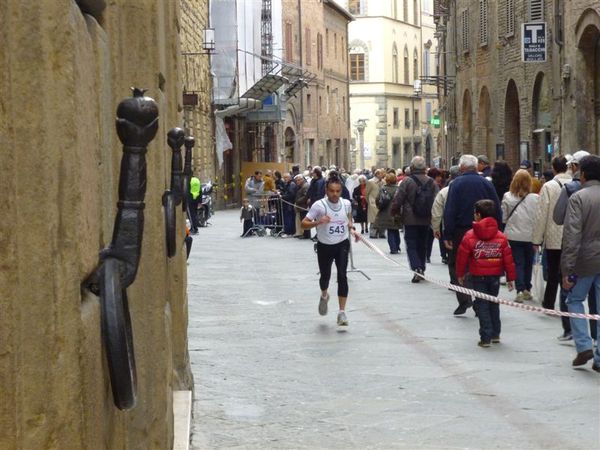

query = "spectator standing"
[443,154,501,315]
[306,166,326,208]
[280,172,298,236]
[245,171,264,219]
[391,156,439,282]
[501,169,539,302]
[561,155,600,371]
[431,165,460,265]
[456,200,516,347]
[352,175,369,234]
[366,169,385,238]
[188,176,202,235]
[477,155,492,178]
[375,172,402,254]
[532,156,572,339]
[294,174,311,239]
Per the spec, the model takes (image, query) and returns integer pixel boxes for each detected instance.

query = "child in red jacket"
[457,199,516,347]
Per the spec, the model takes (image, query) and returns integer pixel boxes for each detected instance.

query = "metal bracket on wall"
[85,88,159,410]
[164,127,185,258]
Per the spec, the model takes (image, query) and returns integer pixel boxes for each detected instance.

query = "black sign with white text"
[522,22,546,62]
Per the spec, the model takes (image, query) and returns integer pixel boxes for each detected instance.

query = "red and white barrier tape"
[352,232,600,321]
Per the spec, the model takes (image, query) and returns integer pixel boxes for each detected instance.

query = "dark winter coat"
[390,172,439,226]
[374,184,402,230]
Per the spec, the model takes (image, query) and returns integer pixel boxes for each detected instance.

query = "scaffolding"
[261,0,273,76]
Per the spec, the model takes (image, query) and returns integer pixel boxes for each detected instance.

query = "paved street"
[188,210,599,450]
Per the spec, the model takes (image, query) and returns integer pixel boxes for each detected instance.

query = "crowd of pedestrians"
[241,153,600,369]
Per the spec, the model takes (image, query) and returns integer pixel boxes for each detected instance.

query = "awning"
[241,74,288,102]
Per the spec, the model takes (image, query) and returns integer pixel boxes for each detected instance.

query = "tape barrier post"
[348,232,371,280]
[353,233,600,321]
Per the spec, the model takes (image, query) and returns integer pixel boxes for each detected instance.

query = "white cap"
[569,150,590,166]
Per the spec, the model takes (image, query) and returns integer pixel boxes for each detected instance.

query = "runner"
[301,175,359,326]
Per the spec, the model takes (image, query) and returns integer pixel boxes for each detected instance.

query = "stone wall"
[0,1,193,448]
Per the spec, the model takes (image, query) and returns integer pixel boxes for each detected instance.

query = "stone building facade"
[282,0,353,169]
[343,0,440,170]
[0,1,200,447]
[180,0,214,183]
[440,0,600,171]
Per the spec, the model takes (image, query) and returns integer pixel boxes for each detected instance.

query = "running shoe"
[319,293,330,316]
[514,292,525,303]
[337,311,348,326]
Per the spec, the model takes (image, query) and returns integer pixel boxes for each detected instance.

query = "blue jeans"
[404,225,429,271]
[567,275,600,362]
[387,229,400,253]
[509,240,534,292]
[471,276,501,342]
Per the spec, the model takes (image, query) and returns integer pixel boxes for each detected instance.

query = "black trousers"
[448,226,472,307]
[317,240,350,297]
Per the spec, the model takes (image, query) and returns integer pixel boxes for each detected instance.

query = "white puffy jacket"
[532,173,572,249]
[502,192,539,242]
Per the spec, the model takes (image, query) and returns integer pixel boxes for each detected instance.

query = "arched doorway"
[477,86,492,161]
[504,80,521,168]
[284,127,296,163]
[461,90,473,154]
[532,72,553,165]
[576,13,600,154]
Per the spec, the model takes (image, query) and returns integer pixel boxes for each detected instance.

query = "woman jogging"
[302,175,359,326]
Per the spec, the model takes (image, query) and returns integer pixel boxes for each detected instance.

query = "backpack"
[411,175,435,218]
[376,187,392,210]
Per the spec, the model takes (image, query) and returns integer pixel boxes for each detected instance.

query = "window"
[350,53,365,81]
[424,47,430,76]
[413,48,418,81]
[341,37,345,62]
[305,28,312,65]
[479,0,488,46]
[528,0,544,22]
[392,0,398,19]
[414,0,419,25]
[317,33,323,69]
[334,33,337,59]
[403,46,409,83]
[326,86,330,114]
[326,29,329,56]
[307,94,312,112]
[404,108,410,128]
[285,22,293,62]
[426,102,432,122]
[404,0,408,21]
[392,44,399,83]
[319,96,322,114]
[342,96,346,121]
[393,108,400,128]
[506,0,515,36]
[461,9,469,52]
[348,0,362,15]
[414,109,420,127]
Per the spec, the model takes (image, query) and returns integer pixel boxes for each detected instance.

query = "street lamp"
[412,80,422,157]
[354,119,367,170]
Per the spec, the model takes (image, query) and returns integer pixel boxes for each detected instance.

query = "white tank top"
[306,198,352,245]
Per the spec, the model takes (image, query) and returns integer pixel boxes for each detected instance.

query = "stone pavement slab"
[188,210,599,450]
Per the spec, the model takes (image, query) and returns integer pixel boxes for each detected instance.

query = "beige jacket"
[431,185,449,233]
[366,177,382,224]
[532,173,572,249]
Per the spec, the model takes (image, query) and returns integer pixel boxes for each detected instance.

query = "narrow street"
[189,210,599,450]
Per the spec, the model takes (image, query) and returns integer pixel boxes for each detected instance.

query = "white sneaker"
[515,292,525,303]
[318,293,329,316]
[337,311,348,326]
[523,290,533,301]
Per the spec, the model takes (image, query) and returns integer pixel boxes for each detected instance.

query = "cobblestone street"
[188,211,599,450]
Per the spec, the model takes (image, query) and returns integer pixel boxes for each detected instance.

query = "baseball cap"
[477,154,490,165]
[568,150,590,166]
[519,160,532,169]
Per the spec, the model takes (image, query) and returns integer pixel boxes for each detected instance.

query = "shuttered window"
[350,53,365,81]
[528,0,544,22]
[506,0,515,36]
[305,28,311,65]
[461,9,469,52]
[479,0,488,46]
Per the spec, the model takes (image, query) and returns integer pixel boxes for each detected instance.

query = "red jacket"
[456,217,516,280]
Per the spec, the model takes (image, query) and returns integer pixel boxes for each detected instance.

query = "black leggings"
[317,240,350,297]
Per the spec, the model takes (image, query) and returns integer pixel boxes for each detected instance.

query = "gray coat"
[294,182,309,213]
[374,185,402,230]
[391,172,438,226]
[561,180,600,277]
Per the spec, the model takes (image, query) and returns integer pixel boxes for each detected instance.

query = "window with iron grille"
[479,0,488,46]
[506,0,515,36]
[461,9,469,52]
[528,0,544,22]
